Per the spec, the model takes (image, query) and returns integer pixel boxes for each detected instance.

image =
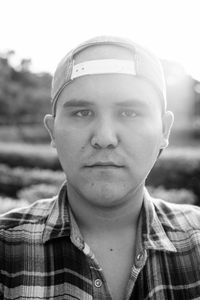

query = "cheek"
[54,127,88,163]
[124,121,162,158]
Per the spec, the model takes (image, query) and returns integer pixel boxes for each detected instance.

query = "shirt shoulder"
[152,197,200,232]
[0,197,56,231]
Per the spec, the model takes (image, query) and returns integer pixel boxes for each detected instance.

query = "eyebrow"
[63,99,94,108]
[115,99,149,108]
[62,98,149,109]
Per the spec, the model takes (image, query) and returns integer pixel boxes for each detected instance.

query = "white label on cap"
[71,59,136,80]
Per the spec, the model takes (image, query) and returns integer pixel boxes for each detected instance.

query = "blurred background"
[0,0,199,213]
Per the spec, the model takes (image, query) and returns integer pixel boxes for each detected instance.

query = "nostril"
[91,138,101,149]
[90,134,118,149]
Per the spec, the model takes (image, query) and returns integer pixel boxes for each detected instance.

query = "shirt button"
[76,237,81,243]
[94,279,102,288]
[136,252,144,261]
[135,251,146,268]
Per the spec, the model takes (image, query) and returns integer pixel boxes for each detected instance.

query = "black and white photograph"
[0,0,200,299]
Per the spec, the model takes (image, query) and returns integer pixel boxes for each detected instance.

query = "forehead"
[58,74,161,113]
[74,44,135,64]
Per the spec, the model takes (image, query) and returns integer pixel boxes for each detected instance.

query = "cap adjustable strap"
[71,59,136,79]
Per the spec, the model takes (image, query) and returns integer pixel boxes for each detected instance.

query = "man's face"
[45,45,173,208]
[47,73,172,207]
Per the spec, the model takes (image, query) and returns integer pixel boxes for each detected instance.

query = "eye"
[74,110,93,117]
[121,109,137,118]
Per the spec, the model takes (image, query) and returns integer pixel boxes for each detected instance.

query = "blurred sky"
[1,0,200,79]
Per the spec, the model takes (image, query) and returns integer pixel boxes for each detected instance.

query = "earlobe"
[44,114,56,148]
[161,111,174,149]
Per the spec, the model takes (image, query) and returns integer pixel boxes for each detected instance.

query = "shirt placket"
[81,241,112,299]
[75,238,112,299]
[86,248,112,300]
[125,208,148,300]
[125,249,147,299]
[69,201,148,300]
[69,208,112,299]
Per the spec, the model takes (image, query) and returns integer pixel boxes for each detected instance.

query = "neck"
[67,184,145,236]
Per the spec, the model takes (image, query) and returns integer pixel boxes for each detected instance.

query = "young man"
[0,36,200,299]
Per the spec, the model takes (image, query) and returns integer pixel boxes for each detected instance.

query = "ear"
[44,114,56,148]
[160,111,174,149]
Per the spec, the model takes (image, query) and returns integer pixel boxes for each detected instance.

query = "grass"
[0,141,54,155]
[0,139,199,213]
[0,141,60,170]
[0,125,49,144]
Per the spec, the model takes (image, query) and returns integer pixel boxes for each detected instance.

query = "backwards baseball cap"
[51,36,167,115]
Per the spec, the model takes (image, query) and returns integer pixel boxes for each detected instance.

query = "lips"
[85,161,124,168]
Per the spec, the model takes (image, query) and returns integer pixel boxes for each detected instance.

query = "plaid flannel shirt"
[1,182,200,300]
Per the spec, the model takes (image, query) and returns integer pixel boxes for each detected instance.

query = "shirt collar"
[42,181,85,249]
[42,181,71,243]
[42,183,177,253]
[142,188,177,253]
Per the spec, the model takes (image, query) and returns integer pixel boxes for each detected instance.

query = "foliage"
[147,148,200,200]
[148,186,196,205]
[0,143,199,203]
[17,184,59,203]
[0,186,197,215]
[0,144,200,199]
[0,144,200,205]
[0,163,64,197]
[0,142,60,170]
[17,183,196,206]
[0,52,52,125]
[0,125,49,143]
[0,197,29,215]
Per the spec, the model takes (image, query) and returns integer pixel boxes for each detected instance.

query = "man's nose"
[90,117,119,149]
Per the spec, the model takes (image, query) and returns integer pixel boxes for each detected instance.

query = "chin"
[89,194,123,208]
[83,183,132,207]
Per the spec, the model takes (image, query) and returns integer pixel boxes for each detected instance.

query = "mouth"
[85,162,125,169]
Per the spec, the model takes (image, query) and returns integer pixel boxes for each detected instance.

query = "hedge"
[0,164,64,197]
[148,186,196,205]
[0,142,61,170]
[0,145,199,202]
[147,148,200,199]
[0,186,197,215]
[0,126,49,144]
[0,197,29,215]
